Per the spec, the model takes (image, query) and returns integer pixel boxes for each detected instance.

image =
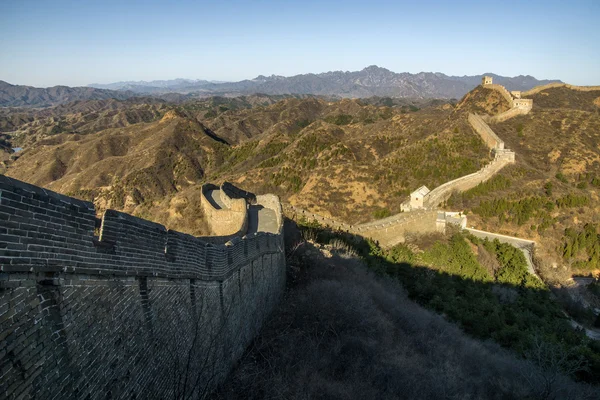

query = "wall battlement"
[0,176,282,280]
[423,150,514,209]
[0,175,286,399]
[480,78,535,118]
[483,107,530,124]
[283,102,517,246]
[200,183,248,237]
[513,98,533,110]
[283,203,439,247]
[468,113,505,150]
[401,98,519,213]
[521,83,600,97]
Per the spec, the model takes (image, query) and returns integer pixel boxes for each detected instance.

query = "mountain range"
[1,66,562,108]
[89,78,228,93]
[0,80,136,108]
[87,66,561,99]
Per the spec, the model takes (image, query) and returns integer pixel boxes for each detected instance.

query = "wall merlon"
[1,175,284,281]
[1,175,287,399]
[0,175,94,212]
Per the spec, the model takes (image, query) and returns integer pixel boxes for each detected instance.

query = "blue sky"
[1,0,598,87]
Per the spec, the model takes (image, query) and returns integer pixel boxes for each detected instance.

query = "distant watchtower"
[482,76,493,85]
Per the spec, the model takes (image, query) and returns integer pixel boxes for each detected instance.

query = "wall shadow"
[286,217,600,385]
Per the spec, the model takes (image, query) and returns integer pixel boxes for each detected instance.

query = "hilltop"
[445,85,600,281]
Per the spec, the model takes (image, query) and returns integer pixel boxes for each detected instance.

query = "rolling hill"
[0,80,137,107]
[4,83,600,282]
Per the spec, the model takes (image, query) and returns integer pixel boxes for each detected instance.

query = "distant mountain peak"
[0,68,564,108]
[363,65,387,71]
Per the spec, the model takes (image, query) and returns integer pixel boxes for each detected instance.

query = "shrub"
[373,208,391,219]
[556,172,568,183]
[324,114,353,125]
[213,239,594,399]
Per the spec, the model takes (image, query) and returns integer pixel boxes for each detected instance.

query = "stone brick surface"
[0,175,286,399]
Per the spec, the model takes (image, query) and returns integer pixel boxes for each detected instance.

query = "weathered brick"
[0,177,286,399]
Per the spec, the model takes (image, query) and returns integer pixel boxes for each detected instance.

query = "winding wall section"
[201,183,248,237]
[284,83,523,247]
[0,175,286,399]
[423,153,513,209]
[521,83,600,97]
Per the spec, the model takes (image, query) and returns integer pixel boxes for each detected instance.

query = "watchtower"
[409,186,430,209]
[482,76,493,85]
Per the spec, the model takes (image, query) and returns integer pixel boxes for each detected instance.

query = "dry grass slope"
[212,241,596,400]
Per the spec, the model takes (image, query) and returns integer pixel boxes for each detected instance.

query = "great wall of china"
[0,177,285,399]
[1,79,586,398]
[521,82,600,96]
[284,77,526,248]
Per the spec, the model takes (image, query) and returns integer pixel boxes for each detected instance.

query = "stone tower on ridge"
[482,76,493,85]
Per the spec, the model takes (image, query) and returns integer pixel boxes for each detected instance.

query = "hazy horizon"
[0,67,565,89]
[1,0,598,87]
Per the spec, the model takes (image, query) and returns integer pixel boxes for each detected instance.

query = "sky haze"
[1,0,598,87]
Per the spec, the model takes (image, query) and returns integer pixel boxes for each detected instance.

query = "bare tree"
[520,335,588,400]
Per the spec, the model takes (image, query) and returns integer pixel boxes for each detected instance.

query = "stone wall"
[521,83,600,97]
[282,204,439,248]
[423,153,514,209]
[353,210,439,248]
[201,183,248,237]
[483,107,530,124]
[221,182,257,205]
[468,113,505,150]
[282,204,353,231]
[0,175,286,399]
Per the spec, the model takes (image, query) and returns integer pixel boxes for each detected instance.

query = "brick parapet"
[484,107,530,124]
[0,175,286,399]
[521,83,600,97]
[423,153,513,209]
[468,113,505,150]
[0,175,283,281]
[221,181,257,205]
[200,183,248,237]
[282,203,439,247]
